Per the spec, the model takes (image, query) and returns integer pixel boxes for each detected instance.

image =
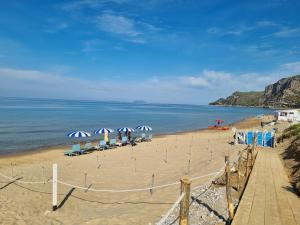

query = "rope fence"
[157,193,186,225]
[0,142,253,225]
[0,171,51,184]
[156,144,253,225]
[0,168,221,193]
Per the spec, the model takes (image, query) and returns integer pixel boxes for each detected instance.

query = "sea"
[0,97,274,155]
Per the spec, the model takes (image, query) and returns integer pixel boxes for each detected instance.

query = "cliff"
[209,74,300,108]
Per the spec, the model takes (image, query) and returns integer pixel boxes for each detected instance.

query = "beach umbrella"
[136,125,152,131]
[117,127,135,132]
[215,119,224,125]
[67,131,91,138]
[94,128,114,134]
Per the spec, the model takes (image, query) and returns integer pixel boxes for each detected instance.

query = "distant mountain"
[209,74,300,108]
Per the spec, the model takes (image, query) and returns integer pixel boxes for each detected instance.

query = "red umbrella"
[215,119,224,125]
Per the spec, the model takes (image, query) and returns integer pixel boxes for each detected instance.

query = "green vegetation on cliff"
[209,91,264,107]
[209,74,300,108]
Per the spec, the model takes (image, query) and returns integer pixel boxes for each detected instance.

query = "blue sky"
[0,0,300,104]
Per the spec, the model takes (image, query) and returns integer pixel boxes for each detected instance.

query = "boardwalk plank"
[231,152,260,225]
[271,152,297,225]
[248,151,266,225]
[232,149,300,225]
[264,153,281,225]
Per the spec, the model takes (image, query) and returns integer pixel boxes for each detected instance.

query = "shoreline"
[0,115,258,160]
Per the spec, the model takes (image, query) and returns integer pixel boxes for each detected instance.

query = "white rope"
[0,165,225,193]
[191,165,225,191]
[57,179,180,193]
[57,170,222,193]
[156,165,226,225]
[0,171,50,184]
[156,192,185,225]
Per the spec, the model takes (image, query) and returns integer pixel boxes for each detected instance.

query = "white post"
[52,164,58,211]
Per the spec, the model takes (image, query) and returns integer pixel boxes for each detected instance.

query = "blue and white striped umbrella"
[136,125,152,131]
[67,131,91,138]
[94,128,114,134]
[117,127,135,132]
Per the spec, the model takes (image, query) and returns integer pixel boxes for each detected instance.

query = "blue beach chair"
[264,131,273,147]
[121,136,128,145]
[98,140,109,150]
[257,132,263,146]
[109,139,118,148]
[64,144,81,156]
[247,131,253,145]
[82,142,95,153]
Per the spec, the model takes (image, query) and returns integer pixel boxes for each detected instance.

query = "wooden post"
[52,164,58,211]
[179,177,191,225]
[165,149,168,163]
[245,148,250,177]
[225,155,234,221]
[234,131,238,145]
[84,173,87,188]
[150,173,155,195]
[273,133,277,148]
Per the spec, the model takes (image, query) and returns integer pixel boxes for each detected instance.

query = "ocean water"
[0,97,274,154]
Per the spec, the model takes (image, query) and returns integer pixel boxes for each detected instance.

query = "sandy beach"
[0,117,267,225]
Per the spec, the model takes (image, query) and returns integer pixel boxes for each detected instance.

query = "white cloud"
[94,11,160,44]
[1,61,300,105]
[179,70,232,88]
[82,39,103,53]
[274,27,300,38]
[96,13,139,37]
[180,76,209,87]
[256,20,278,27]
[280,61,300,74]
[0,67,190,103]
[208,20,279,37]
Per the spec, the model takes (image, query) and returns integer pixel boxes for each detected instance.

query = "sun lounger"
[145,134,152,142]
[98,140,109,150]
[108,139,118,148]
[81,142,95,153]
[64,144,81,156]
[141,133,146,141]
[121,136,128,145]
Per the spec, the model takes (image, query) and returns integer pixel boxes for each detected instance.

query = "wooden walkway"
[232,149,300,225]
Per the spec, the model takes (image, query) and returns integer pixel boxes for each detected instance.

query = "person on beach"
[128,131,131,142]
[117,131,122,145]
[104,132,109,144]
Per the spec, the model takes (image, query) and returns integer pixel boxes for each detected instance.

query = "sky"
[0,0,300,104]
